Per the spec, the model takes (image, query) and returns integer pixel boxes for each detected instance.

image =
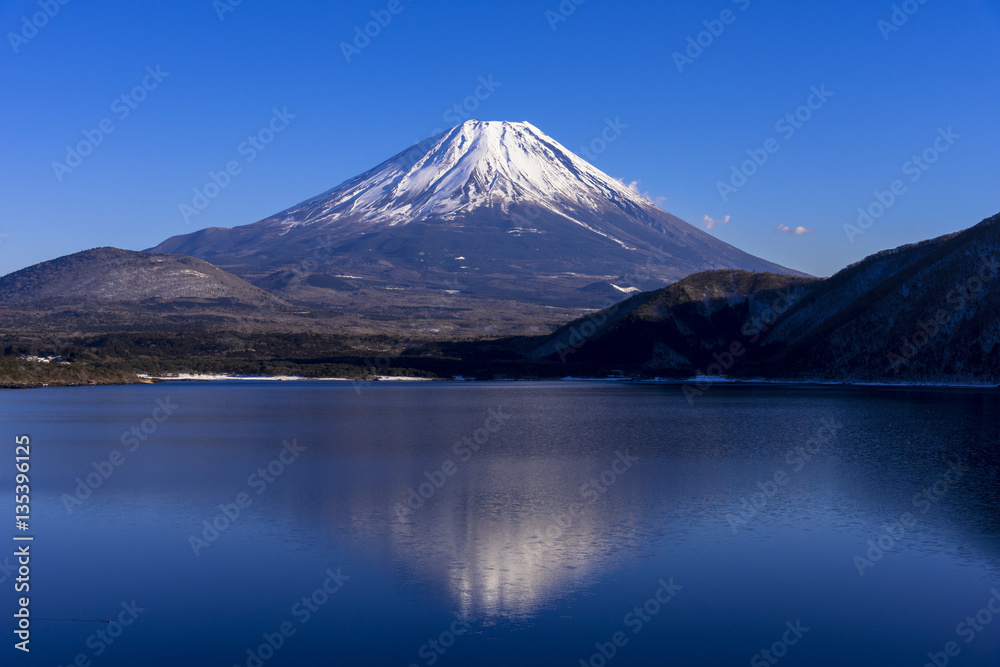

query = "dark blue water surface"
[2,381,999,666]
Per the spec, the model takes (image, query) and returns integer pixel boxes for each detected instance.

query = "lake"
[4,381,999,666]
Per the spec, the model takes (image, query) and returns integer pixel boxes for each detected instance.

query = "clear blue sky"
[1,0,997,278]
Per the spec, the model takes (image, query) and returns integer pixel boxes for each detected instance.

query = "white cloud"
[777,224,815,235]
[703,214,731,230]
[615,178,666,206]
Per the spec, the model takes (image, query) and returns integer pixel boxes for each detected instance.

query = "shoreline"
[4,373,998,391]
[136,373,437,383]
[635,376,1000,390]
[87,374,1000,390]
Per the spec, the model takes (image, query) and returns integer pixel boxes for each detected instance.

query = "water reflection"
[388,456,647,618]
[363,386,1000,626]
[9,382,1000,666]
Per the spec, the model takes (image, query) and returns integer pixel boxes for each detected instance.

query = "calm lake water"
[3,381,999,666]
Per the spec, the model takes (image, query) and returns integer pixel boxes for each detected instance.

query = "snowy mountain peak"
[149,119,803,314]
[265,119,659,231]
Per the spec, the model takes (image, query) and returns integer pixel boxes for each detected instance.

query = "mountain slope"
[0,248,302,333]
[755,213,1000,381]
[526,212,1000,383]
[527,270,821,366]
[0,248,284,306]
[149,120,803,334]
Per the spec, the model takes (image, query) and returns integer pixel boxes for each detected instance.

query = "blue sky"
[1,0,997,278]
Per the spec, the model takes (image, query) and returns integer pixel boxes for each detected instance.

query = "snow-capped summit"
[271,120,663,243]
[149,120,802,329]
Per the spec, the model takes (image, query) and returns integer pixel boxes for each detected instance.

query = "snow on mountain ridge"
[263,120,660,238]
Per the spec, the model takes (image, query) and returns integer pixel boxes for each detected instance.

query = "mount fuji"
[150,120,803,334]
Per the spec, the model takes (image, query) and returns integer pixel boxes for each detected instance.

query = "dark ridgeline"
[528,213,1000,384]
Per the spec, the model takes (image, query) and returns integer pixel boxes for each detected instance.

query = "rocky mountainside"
[760,213,1000,382]
[528,270,821,367]
[0,248,303,333]
[0,248,284,306]
[527,213,1000,383]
